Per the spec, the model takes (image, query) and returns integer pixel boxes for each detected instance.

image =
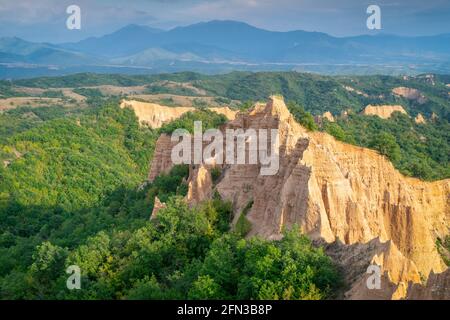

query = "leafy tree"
[127,275,166,299]
[188,275,222,299]
[369,132,401,162]
[210,166,222,183]
[286,101,317,131]
[29,241,67,298]
[323,122,348,142]
[235,201,253,237]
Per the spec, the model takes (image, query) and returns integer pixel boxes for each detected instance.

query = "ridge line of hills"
[1,20,450,78]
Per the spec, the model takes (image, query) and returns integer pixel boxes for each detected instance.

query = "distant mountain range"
[1,20,450,78]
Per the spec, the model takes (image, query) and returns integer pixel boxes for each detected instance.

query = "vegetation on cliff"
[159,109,227,134]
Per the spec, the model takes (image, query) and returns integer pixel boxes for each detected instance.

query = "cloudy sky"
[1,0,449,43]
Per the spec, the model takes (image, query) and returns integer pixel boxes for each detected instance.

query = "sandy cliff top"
[120,99,237,128]
[361,104,408,119]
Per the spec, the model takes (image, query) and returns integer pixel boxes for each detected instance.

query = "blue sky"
[1,0,449,42]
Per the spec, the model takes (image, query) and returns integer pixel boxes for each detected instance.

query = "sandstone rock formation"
[322,111,335,122]
[406,269,450,299]
[150,196,167,220]
[343,85,368,97]
[415,113,426,124]
[431,112,439,121]
[340,109,352,119]
[209,107,238,120]
[392,87,427,104]
[186,165,213,205]
[146,95,449,299]
[326,238,422,300]
[120,100,194,128]
[361,104,407,119]
[120,99,237,128]
[148,134,176,181]
[314,111,335,126]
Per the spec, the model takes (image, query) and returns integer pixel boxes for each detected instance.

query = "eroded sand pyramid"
[147,96,450,299]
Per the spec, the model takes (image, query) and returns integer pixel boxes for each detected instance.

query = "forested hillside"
[0,99,341,299]
[0,103,155,298]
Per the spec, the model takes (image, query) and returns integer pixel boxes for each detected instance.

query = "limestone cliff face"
[146,96,449,299]
[361,104,407,119]
[120,99,237,128]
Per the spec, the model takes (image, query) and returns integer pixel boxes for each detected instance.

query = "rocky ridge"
[392,87,427,104]
[361,104,407,119]
[146,96,449,299]
[120,99,237,128]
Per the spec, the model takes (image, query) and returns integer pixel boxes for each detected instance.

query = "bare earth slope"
[147,96,450,299]
[361,104,407,119]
